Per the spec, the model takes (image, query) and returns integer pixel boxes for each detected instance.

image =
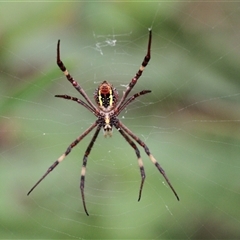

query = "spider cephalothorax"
[27,30,179,216]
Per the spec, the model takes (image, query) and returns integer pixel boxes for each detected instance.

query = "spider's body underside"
[27,30,179,216]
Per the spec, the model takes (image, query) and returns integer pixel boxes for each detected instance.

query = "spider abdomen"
[94,81,118,110]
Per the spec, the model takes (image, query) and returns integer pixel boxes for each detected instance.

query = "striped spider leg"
[114,120,180,202]
[27,29,179,216]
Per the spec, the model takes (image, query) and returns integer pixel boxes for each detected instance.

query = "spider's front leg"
[113,120,146,201]
[117,120,180,202]
[27,121,98,197]
[80,124,102,216]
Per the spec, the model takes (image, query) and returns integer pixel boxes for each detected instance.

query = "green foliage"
[1,2,240,239]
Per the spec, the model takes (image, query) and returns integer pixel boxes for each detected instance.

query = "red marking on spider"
[99,81,112,95]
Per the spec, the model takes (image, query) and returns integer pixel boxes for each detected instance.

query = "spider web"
[1,2,240,239]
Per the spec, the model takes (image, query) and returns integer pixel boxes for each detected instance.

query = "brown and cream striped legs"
[115,120,180,202]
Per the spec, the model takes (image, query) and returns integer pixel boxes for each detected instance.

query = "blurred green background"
[1,2,240,239]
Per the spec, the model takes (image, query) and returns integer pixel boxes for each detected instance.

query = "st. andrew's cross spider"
[27,30,179,216]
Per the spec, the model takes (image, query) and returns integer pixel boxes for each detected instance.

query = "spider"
[27,29,179,216]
